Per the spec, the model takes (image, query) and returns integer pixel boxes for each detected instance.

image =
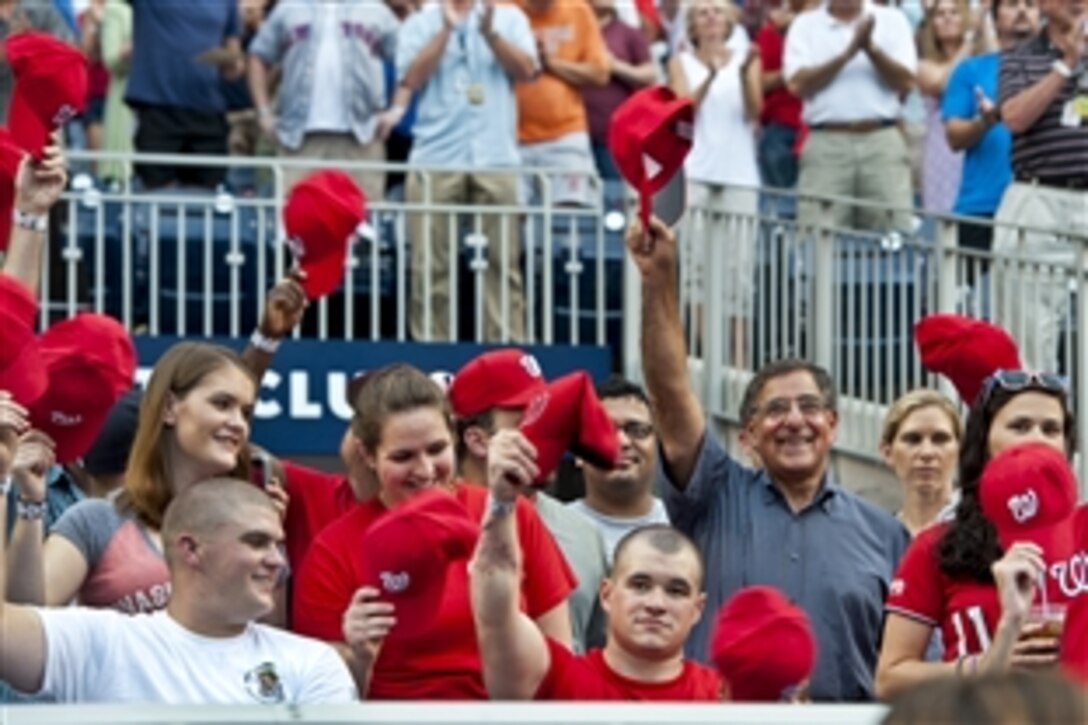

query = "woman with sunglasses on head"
[292,364,575,700]
[875,360,1075,698]
[5,341,284,619]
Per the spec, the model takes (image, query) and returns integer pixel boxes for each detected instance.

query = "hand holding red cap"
[283,170,367,300]
[4,32,87,159]
[608,85,694,227]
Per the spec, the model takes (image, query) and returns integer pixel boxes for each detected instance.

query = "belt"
[810,119,897,133]
[1017,175,1088,190]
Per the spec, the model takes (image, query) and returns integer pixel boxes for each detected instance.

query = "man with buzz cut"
[0,397,356,705]
[470,427,722,700]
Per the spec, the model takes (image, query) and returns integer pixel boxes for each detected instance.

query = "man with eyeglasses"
[626,216,909,701]
[448,348,610,653]
[568,375,671,564]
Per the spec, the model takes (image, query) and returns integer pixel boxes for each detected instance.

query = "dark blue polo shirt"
[125,0,239,113]
[658,432,909,702]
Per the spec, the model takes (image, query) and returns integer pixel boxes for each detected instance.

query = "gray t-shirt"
[533,492,609,653]
[658,432,909,702]
[566,498,671,564]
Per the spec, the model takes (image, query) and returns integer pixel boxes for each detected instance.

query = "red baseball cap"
[608,85,693,226]
[360,488,480,640]
[283,170,366,300]
[979,442,1078,604]
[5,32,88,159]
[519,371,619,484]
[0,127,26,252]
[915,314,1021,405]
[1059,506,1088,685]
[0,273,45,405]
[28,313,137,463]
[447,348,546,418]
[710,585,817,702]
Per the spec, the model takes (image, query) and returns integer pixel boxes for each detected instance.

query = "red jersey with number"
[282,461,358,573]
[535,638,723,700]
[885,524,1001,660]
[293,482,576,700]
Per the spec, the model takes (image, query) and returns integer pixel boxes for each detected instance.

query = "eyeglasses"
[979,369,1069,404]
[616,420,655,440]
[752,395,829,422]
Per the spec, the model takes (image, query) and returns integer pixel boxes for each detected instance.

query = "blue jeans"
[591,140,620,181]
[758,122,799,218]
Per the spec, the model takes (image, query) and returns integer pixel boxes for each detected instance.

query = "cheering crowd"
[0,0,1086,720]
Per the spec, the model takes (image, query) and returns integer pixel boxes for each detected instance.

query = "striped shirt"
[998,28,1088,182]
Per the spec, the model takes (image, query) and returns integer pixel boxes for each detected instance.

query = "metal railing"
[40,152,1088,490]
[621,183,1088,494]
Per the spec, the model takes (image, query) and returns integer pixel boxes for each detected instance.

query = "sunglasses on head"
[979,369,1069,404]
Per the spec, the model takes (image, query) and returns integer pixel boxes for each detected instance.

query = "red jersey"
[755,21,802,129]
[536,638,723,700]
[886,524,1002,660]
[282,461,358,574]
[292,482,577,700]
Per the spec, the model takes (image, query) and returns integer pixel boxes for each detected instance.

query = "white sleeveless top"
[678,49,760,188]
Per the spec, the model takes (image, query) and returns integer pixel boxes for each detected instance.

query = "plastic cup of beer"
[1025,603,1066,641]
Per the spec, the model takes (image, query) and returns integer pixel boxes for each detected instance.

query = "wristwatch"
[16,498,46,520]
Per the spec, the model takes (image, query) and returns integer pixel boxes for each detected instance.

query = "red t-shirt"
[535,638,723,700]
[755,21,802,130]
[886,524,1001,660]
[292,482,577,700]
[282,461,358,574]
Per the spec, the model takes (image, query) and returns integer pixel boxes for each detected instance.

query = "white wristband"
[16,498,46,520]
[13,209,47,232]
[0,475,11,497]
[249,329,282,354]
[487,494,515,518]
[1052,59,1073,79]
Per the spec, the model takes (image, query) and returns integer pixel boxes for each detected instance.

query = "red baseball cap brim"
[299,243,348,299]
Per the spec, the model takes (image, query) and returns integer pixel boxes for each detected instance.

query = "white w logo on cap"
[1007,489,1039,524]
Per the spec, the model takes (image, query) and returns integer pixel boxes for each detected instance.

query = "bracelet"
[0,475,11,497]
[16,498,46,520]
[487,495,515,518]
[249,329,282,355]
[13,209,47,232]
[1052,59,1073,79]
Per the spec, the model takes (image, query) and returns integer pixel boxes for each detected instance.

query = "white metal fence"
[42,152,1088,488]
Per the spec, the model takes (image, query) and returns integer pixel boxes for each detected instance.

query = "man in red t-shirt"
[470,429,722,701]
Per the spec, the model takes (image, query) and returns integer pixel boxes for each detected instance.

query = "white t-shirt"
[566,498,671,564]
[783,2,917,125]
[305,3,351,133]
[36,608,356,704]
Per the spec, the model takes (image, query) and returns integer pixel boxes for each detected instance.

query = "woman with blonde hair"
[879,388,962,537]
[5,341,283,616]
[916,0,991,212]
[667,0,761,365]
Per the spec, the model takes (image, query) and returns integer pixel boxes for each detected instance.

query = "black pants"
[134,104,229,189]
[958,215,994,286]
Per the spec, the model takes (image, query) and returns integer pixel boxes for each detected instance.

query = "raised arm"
[863,38,915,96]
[241,271,308,383]
[625,217,706,489]
[4,430,54,605]
[2,144,68,296]
[0,394,49,695]
[469,429,551,700]
[481,0,537,82]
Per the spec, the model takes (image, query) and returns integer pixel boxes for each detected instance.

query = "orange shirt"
[515,0,608,144]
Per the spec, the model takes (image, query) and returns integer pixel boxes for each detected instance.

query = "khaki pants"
[279,131,385,202]
[798,126,914,232]
[992,181,1088,371]
[407,170,524,342]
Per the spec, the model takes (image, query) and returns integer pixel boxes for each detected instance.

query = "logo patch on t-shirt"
[244,661,285,704]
